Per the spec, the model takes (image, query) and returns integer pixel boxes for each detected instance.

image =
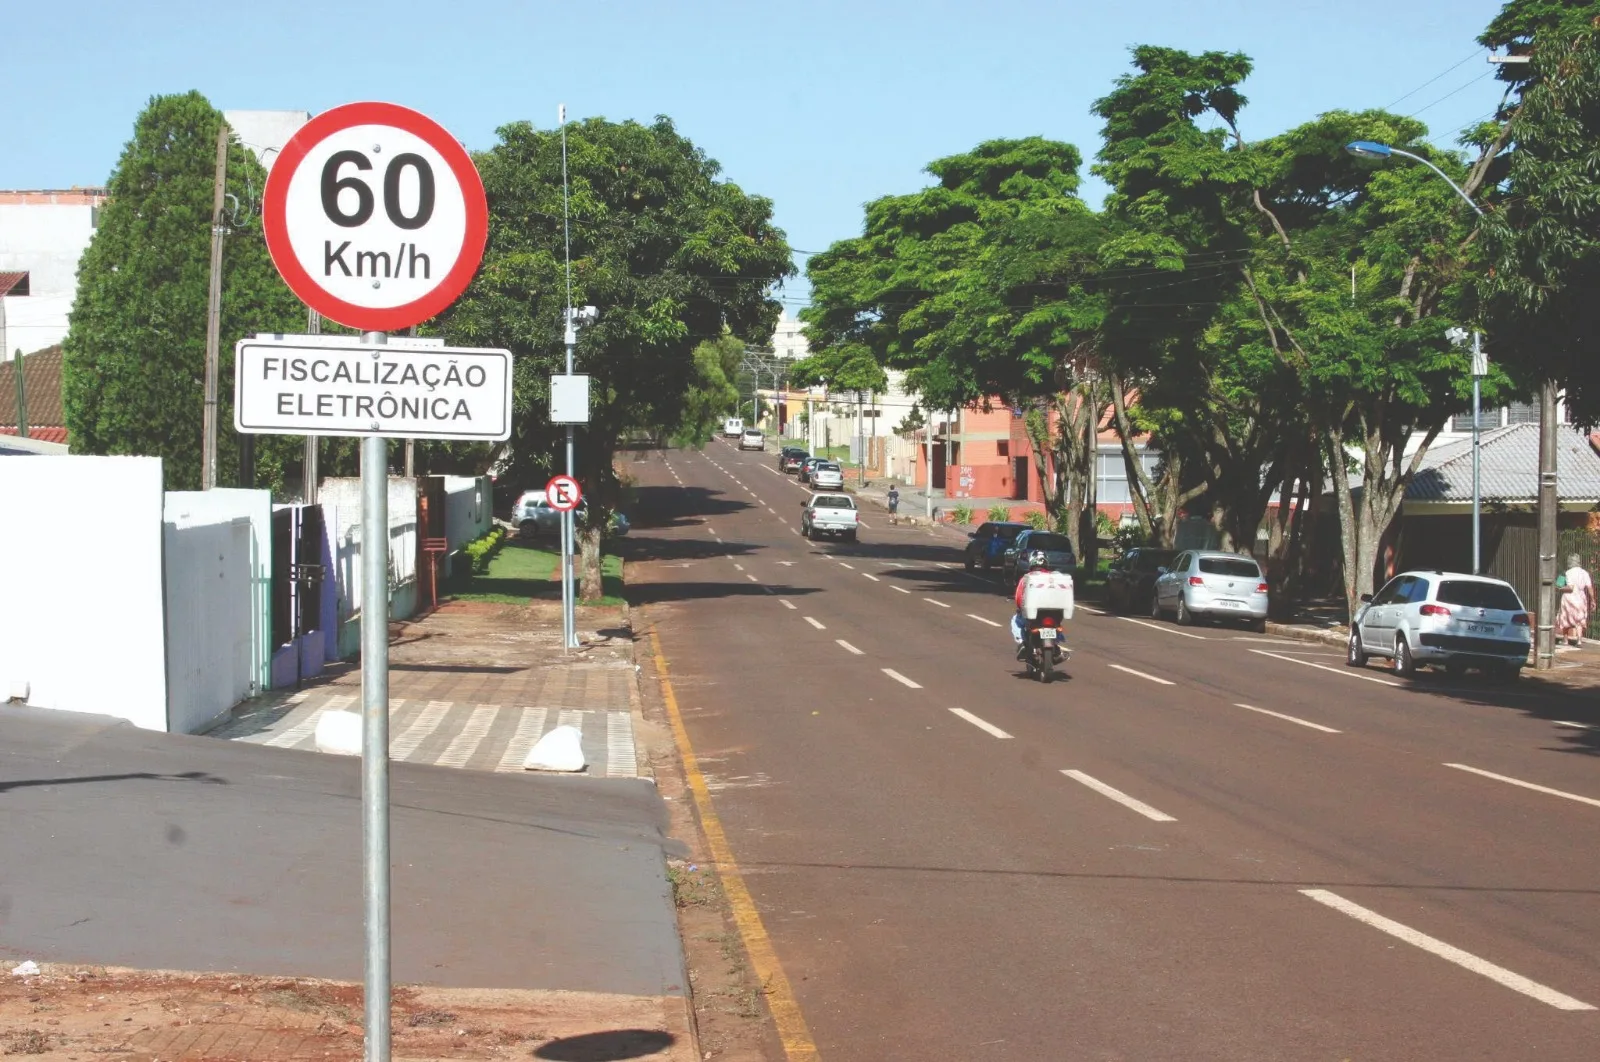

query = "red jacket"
[1015,574,1028,609]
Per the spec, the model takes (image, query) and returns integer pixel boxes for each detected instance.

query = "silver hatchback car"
[1151,550,1270,632]
[1348,571,1530,679]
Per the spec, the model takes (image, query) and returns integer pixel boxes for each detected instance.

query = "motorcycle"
[1021,608,1069,682]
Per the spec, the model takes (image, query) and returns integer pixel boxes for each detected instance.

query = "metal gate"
[271,504,326,650]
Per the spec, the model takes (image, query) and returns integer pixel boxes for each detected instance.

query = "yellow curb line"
[648,628,821,1062]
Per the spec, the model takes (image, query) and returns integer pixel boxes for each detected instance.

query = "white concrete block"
[314,709,363,756]
[524,724,586,772]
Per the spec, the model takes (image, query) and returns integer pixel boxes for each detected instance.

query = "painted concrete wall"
[320,476,419,659]
[0,456,168,729]
[165,488,273,694]
[441,475,492,577]
[0,191,104,353]
[163,517,253,734]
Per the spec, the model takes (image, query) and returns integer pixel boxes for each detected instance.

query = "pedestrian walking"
[1556,554,1595,647]
[887,484,900,515]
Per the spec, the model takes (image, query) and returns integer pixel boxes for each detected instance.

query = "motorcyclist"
[1012,549,1068,661]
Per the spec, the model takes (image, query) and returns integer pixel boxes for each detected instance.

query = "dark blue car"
[964,521,1030,573]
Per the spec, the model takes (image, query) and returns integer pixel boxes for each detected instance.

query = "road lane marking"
[746,574,759,582]
[1061,770,1176,822]
[780,600,797,610]
[1119,616,1206,640]
[762,466,781,475]
[1076,604,1107,615]
[1234,703,1341,733]
[1444,764,1600,810]
[706,526,716,535]
[858,520,871,529]
[838,562,855,570]
[1108,664,1174,686]
[883,668,922,689]
[777,561,796,566]
[1299,889,1594,1011]
[923,597,950,608]
[804,617,825,630]
[950,708,1012,739]
[836,640,864,655]
[863,573,880,582]
[893,586,911,594]
[733,563,745,571]
[1249,648,1402,687]
[1555,721,1591,730]
[648,631,823,1056]
[496,706,550,772]
[967,614,1003,627]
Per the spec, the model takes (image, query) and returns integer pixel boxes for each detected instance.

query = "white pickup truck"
[801,493,859,542]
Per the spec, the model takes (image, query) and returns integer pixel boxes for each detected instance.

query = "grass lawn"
[451,539,626,606]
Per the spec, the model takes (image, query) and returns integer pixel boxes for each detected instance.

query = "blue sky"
[7,0,1512,310]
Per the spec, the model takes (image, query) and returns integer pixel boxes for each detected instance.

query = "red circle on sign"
[546,475,583,512]
[262,101,488,332]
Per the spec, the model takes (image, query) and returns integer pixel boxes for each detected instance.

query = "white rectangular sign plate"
[234,336,513,440]
[550,373,591,425]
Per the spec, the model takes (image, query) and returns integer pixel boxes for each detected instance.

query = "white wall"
[223,110,311,173]
[0,194,102,352]
[320,476,419,658]
[443,476,492,548]
[0,456,168,729]
[163,517,253,734]
[165,488,273,694]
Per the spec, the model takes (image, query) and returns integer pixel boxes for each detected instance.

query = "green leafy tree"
[63,92,304,490]
[444,116,793,598]
[674,335,743,447]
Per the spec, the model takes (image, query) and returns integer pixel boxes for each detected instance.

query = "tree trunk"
[579,523,604,602]
[1023,405,1064,524]
[1109,375,1159,539]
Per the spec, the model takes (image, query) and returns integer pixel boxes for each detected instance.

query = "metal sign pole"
[359,331,391,1062]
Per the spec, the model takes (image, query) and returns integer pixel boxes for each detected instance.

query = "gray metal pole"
[201,122,229,490]
[925,421,933,522]
[358,334,391,1062]
[1471,331,1483,575]
[305,309,320,504]
[565,423,577,649]
[1535,378,1559,670]
[12,347,27,439]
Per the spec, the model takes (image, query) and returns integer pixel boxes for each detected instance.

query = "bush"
[463,526,507,574]
[1024,510,1048,530]
[951,503,975,526]
[1095,509,1117,540]
[986,505,1011,522]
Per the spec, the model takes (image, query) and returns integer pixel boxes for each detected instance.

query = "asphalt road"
[628,439,1600,1061]
[0,705,683,996]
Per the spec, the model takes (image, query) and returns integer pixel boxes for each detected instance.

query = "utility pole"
[201,121,229,490]
[11,348,26,439]
[857,390,865,485]
[304,309,320,504]
[1471,331,1485,574]
[1535,378,1559,670]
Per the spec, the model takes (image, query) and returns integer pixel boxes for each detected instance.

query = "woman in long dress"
[1556,554,1595,647]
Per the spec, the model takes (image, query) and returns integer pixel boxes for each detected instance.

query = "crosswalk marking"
[497,706,550,771]
[607,712,638,777]
[390,700,453,760]
[263,693,356,748]
[434,705,499,768]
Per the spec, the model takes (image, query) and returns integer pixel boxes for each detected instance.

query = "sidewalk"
[209,600,646,778]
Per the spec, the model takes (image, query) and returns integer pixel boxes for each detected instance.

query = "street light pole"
[1472,330,1485,575]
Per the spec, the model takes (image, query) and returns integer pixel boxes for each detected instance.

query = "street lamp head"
[1346,140,1394,160]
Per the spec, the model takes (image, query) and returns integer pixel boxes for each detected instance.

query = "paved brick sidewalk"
[208,601,645,778]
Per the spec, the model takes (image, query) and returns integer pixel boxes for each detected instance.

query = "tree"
[62,92,305,490]
[674,335,743,448]
[443,116,793,599]
[1478,3,1600,423]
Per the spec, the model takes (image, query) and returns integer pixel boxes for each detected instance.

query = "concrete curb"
[1264,622,1348,649]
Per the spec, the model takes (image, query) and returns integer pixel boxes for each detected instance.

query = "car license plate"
[1216,599,1242,608]
[1465,622,1499,634]
[1038,628,1058,642]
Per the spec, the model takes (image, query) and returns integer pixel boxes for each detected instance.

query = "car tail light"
[1419,604,1451,617]
[1513,613,1531,626]
[1255,582,1269,594]
[1188,576,1205,586]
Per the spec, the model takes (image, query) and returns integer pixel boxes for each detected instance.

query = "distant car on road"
[1106,548,1178,613]
[808,462,844,491]
[797,457,824,484]
[801,493,859,542]
[1001,530,1077,583]
[964,521,1029,573]
[740,428,766,451]
[1151,551,1269,632]
[722,417,744,438]
[1348,570,1530,679]
[778,447,809,473]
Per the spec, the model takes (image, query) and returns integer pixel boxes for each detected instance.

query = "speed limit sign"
[263,101,488,332]
[546,475,583,512]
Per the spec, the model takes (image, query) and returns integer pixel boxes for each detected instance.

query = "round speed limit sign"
[263,101,488,332]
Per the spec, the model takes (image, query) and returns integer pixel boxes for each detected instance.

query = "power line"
[1408,69,1496,119]
[1385,50,1486,109]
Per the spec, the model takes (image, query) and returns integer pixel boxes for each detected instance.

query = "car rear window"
[817,463,840,472]
[1135,551,1176,571]
[1436,580,1523,611]
[813,496,855,509]
[1198,557,1262,578]
[1025,533,1074,553]
[995,526,1025,541]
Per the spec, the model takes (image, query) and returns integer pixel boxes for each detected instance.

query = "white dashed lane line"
[893,586,911,595]
[1061,770,1176,822]
[862,573,880,582]
[1109,664,1174,686]
[780,600,797,610]
[950,708,1012,739]
[967,614,1003,627]
[1250,649,1401,688]
[804,617,825,630]
[1300,889,1594,1011]
[836,640,864,655]
[923,598,951,609]
[883,669,923,689]
[1119,616,1206,640]
[1234,703,1341,734]
[1444,763,1600,810]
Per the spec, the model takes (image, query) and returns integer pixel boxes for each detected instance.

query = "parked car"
[801,493,859,542]
[779,447,809,473]
[740,428,766,451]
[515,492,629,538]
[798,456,824,484]
[963,521,1030,573]
[1348,571,1530,679]
[723,417,744,438]
[1000,530,1078,583]
[1151,551,1269,632]
[1106,548,1179,614]
[809,461,844,491]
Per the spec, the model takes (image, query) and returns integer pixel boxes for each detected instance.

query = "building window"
[996,440,1009,458]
